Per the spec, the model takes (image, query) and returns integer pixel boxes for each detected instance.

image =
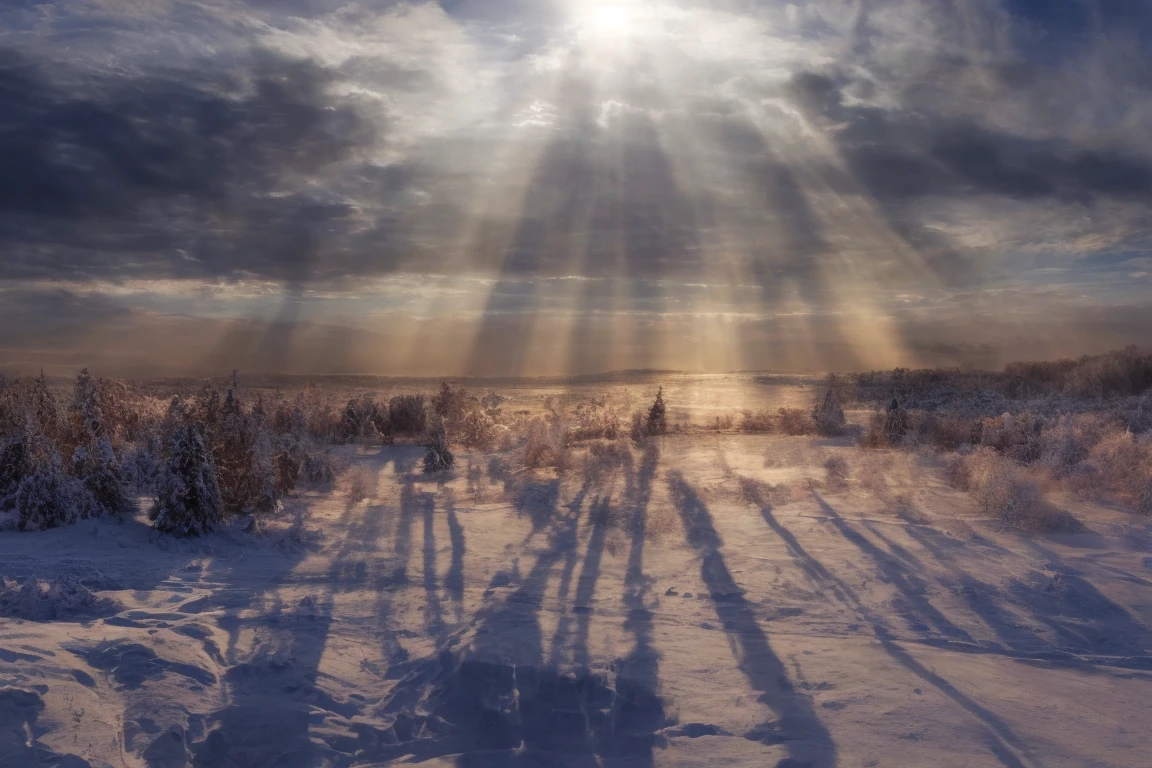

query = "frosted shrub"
[778,407,817,436]
[0,576,121,621]
[948,447,1062,531]
[570,399,622,442]
[824,456,850,486]
[423,431,456,474]
[523,415,570,471]
[1085,431,1152,503]
[15,452,98,531]
[303,449,338,485]
[739,410,775,433]
[150,425,224,537]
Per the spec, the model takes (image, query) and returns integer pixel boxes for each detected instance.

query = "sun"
[586,3,635,36]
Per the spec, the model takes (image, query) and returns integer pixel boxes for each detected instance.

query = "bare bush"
[522,410,571,471]
[346,467,373,503]
[424,431,456,474]
[389,395,427,436]
[740,410,775,433]
[582,440,634,486]
[570,399,622,442]
[778,407,817,436]
[824,456,850,487]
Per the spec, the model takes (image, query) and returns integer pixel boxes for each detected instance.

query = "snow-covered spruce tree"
[814,386,846,437]
[646,388,668,436]
[150,424,224,536]
[215,387,252,513]
[69,368,105,445]
[15,449,99,531]
[29,371,60,442]
[246,397,280,514]
[423,430,455,474]
[0,432,31,506]
[72,436,135,518]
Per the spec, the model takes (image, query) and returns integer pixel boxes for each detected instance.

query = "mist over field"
[3,2,1152,767]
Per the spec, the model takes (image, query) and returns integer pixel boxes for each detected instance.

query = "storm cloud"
[0,0,1150,375]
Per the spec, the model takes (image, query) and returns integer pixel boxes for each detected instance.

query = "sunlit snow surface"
[2,375,1151,768]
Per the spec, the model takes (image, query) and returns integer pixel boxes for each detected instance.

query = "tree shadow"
[667,471,837,767]
[802,491,1042,768]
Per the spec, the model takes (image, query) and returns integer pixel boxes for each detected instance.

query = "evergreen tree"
[0,432,31,509]
[70,368,105,445]
[29,371,59,441]
[215,387,252,513]
[814,384,846,436]
[73,436,134,517]
[15,450,98,531]
[151,424,224,536]
[645,388,667,436]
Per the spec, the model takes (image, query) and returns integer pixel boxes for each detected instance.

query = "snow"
[2,378,1152,767]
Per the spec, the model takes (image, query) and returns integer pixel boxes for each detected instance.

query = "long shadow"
[666,471,837,767]
[811,495,974,643]
[612,441,665,765]
[422,486,444,635]
[572,496,610,672]
[192,474,389,767]
[801,491,1042,768]
[445,491,466,622]
[1014,539,1152,657]
[895,515,1054,653]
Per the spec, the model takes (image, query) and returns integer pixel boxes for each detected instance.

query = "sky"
[1,0,1151,378]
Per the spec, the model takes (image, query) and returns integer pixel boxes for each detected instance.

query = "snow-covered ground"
[3,382,1152,767]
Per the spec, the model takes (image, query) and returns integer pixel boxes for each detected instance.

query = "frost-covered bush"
[423,431,455,474]
[150,425,224,537]
[303,449,338,485]
[582,439,634,486]
[946,447,1068,531]
[389,395,427,436]
[570,399,622,442]
[824,456,850,486]
[72,437,135,517]
[522,413,571,471]
[778,407,817,436]
[1082,430,1152,504]
[14,452,99,531]
[0,576,122,621]
[739,410,775,433]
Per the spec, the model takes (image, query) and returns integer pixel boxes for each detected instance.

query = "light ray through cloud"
[1,0,1150,376]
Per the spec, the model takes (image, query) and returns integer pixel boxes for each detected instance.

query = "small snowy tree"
[645,388,667,436]
[0,433,31,505]
[814,387,846,436]
[151,425,224,537]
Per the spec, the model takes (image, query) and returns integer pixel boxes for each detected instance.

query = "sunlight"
[580,2,638,40]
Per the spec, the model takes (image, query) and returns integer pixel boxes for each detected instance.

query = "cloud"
[0,0,1150,375]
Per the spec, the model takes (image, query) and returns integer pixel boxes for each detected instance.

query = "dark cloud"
[789,70,1152,205]
[0,45,380,282]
